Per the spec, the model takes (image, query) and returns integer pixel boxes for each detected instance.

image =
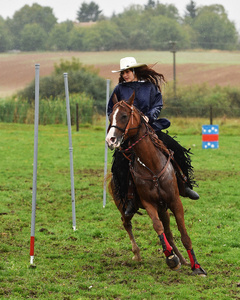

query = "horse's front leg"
[141,200,181,271]
[109,179,141,261]
[168,198,207,276]
[158,209,188,266]
[121,215,142,261]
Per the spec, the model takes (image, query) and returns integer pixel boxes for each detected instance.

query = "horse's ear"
[127,91,135,106]
[112,93,118,105]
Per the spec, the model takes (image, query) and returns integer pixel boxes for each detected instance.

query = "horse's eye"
[121,114,128,121]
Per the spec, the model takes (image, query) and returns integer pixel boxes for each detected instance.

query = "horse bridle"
[109,100,141,139]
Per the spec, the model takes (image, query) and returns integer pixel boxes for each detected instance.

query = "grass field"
[0,118,240,299]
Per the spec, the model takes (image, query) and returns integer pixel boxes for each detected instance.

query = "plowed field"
[1,51,240,97]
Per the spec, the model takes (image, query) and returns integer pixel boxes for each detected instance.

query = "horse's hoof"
[132,255,142,262]
[166,254,181,271]
[191,266,207,277]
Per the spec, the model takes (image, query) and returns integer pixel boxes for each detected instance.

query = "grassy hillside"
[2,50,240,65]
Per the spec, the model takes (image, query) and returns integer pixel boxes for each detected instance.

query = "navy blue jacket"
[107,81,170,131]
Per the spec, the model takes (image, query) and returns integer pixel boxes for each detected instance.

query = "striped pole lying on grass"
[103,79,110,208]
[30,64,40,266]
[64,73,77,231]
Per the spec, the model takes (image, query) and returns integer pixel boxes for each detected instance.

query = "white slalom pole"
[103,79,110,208]
[30,64,40,266]
[63,73,76,231]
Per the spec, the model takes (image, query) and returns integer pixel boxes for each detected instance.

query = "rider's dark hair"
[119,66,166,92]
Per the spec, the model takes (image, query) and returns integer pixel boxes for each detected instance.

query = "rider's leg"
[156,131,199,200]
[125,177,138,216]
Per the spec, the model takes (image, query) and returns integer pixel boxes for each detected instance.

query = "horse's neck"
[131,126,165,170]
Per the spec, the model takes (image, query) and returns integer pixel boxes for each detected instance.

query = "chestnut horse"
[105,92,207,276]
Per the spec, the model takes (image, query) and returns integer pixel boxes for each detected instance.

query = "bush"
[17,58,107,113]
[3,82,240,124]
[0,94,94,125]
[162,83,240,118]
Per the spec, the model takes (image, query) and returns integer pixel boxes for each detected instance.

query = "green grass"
[1,50,240,66]
[0,119,240,299]
[52,50,240,65]
[77,49,240,65]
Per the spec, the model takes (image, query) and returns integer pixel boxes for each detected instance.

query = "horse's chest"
[131,156,173,199]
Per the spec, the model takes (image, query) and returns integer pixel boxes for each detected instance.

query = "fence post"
[210,105,213,125]
[76,103,79,132]
[169,40,177,98]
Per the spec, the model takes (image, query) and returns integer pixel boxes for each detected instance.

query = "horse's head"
[106,92,141,150]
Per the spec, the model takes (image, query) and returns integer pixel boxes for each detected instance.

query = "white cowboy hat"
[112,57,147,73]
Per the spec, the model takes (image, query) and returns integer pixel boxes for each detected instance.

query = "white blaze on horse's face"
[106,107,123,150]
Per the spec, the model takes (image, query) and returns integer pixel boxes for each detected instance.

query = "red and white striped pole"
[30,64,40,266]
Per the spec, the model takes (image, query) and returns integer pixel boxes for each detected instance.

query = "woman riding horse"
[108,57,199,216]
[106,93,207,276]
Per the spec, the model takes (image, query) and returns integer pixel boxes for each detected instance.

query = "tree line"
[0,0,239,52]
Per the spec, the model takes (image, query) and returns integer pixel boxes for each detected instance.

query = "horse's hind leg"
[158,209,188,266]
[169,198,207,276]
[122,215,141,261]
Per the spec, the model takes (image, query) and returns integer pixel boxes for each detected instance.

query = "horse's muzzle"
[105,135,120,150]
[106,128,124,150]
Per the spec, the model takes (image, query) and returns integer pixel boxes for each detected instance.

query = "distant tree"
[111,3,181,49]
[148,16,190,50]
[128,29,151,50]
[20,23,47,51]
[110,5,143,48]
[6,4,57,49]
[83,21,126,51]
[145,0,156,9]
[185,0,197,19]
[7,4,57,34]
[0,18,12,52]
[48,21,73,50]
[197,4,227,16]
[68,27,86,51]
[145,3,180,20]
[193,5,238,50]
[77,2,102,22]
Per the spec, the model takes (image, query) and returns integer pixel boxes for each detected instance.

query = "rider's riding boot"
[125,199,136,216]
[184,184,199,200]
[177,177,199,200]
[125,180,137,216]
